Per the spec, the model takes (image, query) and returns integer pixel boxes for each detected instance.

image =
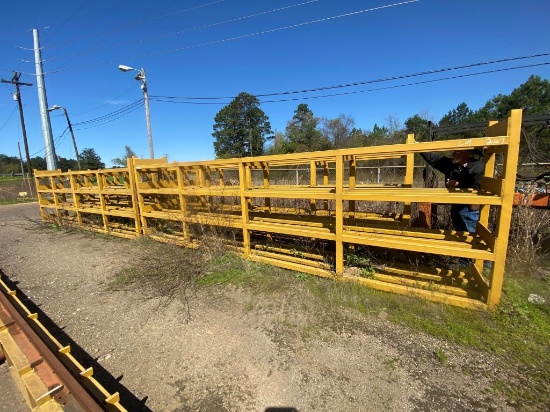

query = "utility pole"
[141,67,154,159]
[1,72,33,177]
[48,105,81,170]
[33,28,57,170]
[63,108,81,170]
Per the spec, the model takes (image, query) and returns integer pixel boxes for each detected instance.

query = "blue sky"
[1,0,549,167]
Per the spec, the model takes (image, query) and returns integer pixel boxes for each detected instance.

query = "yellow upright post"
[127,156,141,237]
[310,160,317,213]
[176,166,190,242]
[486,109,522,308]
[348,156,356,226]
[335,154,344,274]
[239,161,251,258]
[96,170,109,233]
[263,163,271,214]
[323,162,329,212]
[402,134,415,224]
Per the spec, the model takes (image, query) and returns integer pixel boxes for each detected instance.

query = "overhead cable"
[0,105,17,132]
[149,61,550,105]
[149,55,550,101]
[25,0,419,75]
[71,99,143,126]
[73,83,140,116]
[73,102,144,130]
[36,0,319,62]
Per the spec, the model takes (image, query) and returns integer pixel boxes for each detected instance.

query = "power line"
[73,102,144,130]
[149,61,550,105]
[0,105,17,132]
[39,101,144,157]
[72,83,140,116]
[71,99,143,126]
[42,1,199,74]
[37,0,319,63]
[33,0,225,52]
[25,0,419,75]
[149,54,550,101]
[30,126,68,157]
[30,100,144,158]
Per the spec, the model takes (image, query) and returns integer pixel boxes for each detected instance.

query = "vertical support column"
[263,163,271,215]
[486,109,522,308]
[348,156,356,227]
[239,161,251,258]
[198,167,206,208]
[204,166,212,212]
[335,154,344,275]
[34,173,47,221]
[69,173,82,227]
[245,164,253,210]
[402,134,415,224]
[176,166,190,243]
[52,173,62,224]
[126,157,140,236]
[323,162,329,212]
[135,164,150,236]
[96,171,109,233]
[310,160,317,214]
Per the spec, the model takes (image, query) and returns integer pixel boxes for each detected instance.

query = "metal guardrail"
[34,110,524,310]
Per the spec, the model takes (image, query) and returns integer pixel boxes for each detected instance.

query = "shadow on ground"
[0,269,152,412]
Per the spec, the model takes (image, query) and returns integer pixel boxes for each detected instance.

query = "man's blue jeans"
[451,205,479,233]
[451,205,480,269]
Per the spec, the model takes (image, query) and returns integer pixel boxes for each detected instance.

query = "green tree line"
[0,148,105,174]
[212,75,550,163]
[2,75,548,173]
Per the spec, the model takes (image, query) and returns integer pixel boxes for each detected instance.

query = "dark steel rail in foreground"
[0,281,107,411]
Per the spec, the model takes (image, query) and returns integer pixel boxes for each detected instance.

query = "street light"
[47,105,81,170]
[118,64,154,158]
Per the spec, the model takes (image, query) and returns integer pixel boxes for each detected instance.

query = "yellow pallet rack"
[35,157,143,239]
[35,110,522,309]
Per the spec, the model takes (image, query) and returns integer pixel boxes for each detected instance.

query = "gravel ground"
[0,203,518,412]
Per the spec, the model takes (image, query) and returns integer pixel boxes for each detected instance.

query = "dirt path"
[0,203,516,412]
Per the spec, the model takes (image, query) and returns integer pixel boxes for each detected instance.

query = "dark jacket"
[420,152,483,189]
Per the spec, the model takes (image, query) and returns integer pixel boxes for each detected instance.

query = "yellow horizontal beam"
[346,223,477,243]
[247,221,336,241]
[372,273,475,298]
[251,250,332,270]
[341,276,487,310]
[248,254,335,279]
[342,188,502,205]
[342,231,494,260]
[245,187,336,200]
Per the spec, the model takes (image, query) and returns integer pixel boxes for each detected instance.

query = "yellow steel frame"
[35,110,523,310]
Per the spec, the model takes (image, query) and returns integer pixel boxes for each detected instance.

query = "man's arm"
[420,152,452,175]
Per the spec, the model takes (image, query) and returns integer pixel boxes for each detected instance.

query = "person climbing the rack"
[420,149,484,233]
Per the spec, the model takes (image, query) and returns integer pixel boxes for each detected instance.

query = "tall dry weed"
[507,186,550,275]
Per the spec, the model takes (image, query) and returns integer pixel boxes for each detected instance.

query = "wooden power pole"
[1,72,33,177]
